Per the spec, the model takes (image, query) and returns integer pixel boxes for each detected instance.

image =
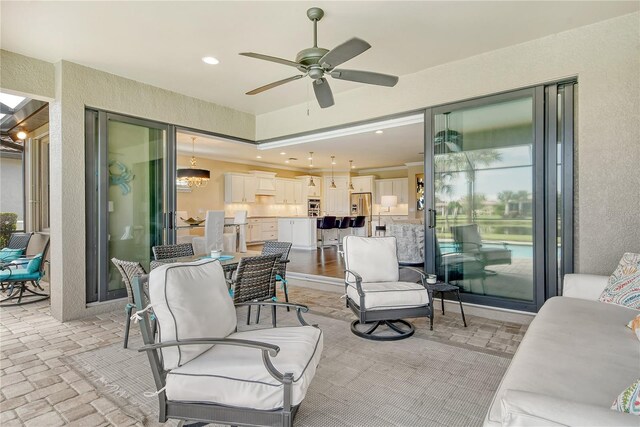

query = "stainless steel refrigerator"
[350,192,372,236]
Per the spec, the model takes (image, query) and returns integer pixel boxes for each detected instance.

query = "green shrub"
[0,212,18,249]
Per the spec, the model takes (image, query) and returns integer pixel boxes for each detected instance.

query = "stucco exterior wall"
[256,12,640,276]
[0,50,55,100]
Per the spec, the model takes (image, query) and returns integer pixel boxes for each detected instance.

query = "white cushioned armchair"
[343,236,434,340]
[133,259,323,426]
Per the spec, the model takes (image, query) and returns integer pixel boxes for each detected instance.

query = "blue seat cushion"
[0,248,24,262]
[27,254,43,273]
[0,268,41,281]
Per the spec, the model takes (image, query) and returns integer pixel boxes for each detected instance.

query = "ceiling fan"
[240,7,399,108]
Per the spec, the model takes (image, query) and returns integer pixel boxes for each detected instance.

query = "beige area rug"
[68,309,509,426]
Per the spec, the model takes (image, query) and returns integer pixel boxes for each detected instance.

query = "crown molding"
[358,165,408,174]
[177,150,310,173]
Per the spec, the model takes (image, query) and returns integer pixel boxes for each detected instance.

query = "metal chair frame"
[261,241,293,310]
[111,258,147,348]
[343,237,433,340]
[0,238,50,306]
[132,272,315,427]
[152,243,194,260]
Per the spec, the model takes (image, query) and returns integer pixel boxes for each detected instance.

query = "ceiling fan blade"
[319,37,371,70]
[313,78,334,108]
[239,52,307,71]
[246,75,304,95]
[330,69,399,87]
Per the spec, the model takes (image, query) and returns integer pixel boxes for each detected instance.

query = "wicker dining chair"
[152,243,194,261]
[261,241,293,310]
[111,258,147,348]
[230,254,281,327]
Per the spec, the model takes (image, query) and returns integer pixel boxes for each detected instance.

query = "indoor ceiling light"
[330,156,337,189]
[375,130,383,134]
[256,155,262,159]
[258,113,423,150]
[177,137,210,188]
[308,151,314,168]
[16,130,27,140]
[202,56,220,65]
[280,151,286,155]
[348,160,354,191]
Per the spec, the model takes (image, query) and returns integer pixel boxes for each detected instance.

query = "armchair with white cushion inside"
[343,236,434,340]
[132,258,323,427]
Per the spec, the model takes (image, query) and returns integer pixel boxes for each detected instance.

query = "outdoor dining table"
[149,250,261,274]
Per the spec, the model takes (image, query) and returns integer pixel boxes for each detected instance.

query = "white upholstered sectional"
[484,274,640,426]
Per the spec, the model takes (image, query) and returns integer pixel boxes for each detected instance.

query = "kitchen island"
[277,217,317,250]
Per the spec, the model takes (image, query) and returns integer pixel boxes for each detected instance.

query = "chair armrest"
[344,269,364,297]
[138,337,289,382]
[399,265,426,278]
[501,390,639,427]
[234,301,312,326]
[562,273,609,300]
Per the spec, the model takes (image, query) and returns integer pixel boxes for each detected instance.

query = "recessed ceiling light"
[202,56,219,65]
[280,152,286,155]
[16,130,27,140]
[256,155,262,159]
[375,130,383,134]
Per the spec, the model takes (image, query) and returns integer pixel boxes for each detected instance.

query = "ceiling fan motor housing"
[295,47,329,67]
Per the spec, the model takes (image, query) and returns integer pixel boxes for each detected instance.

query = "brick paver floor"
[1,281,527,426]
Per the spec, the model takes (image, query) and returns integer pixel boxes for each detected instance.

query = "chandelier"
[177,137,210,188]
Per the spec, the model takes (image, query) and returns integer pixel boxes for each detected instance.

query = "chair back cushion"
[451,224,483,251]
[149,259,236,370]
[27,254,43,273]
[343,236,399,283]
[0,248,24,262]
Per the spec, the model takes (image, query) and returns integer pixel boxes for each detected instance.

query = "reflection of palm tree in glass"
[435,150,501,222]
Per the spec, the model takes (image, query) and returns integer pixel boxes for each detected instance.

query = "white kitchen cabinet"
[350,175,375,193]
[225,173,256,203]
[324,176,349,216]
[293,181,303,204]
[275,179,304,204]
[277,217,316,250]
[375,178,408,204]
[260,218,278,241]
[275,179,286,203]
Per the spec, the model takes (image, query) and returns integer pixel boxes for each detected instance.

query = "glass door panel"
[106,118,165,295]
[433,95,535,303]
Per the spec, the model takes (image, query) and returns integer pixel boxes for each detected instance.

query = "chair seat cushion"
[0,268,40,281]
[165,325,323,410]
[347,281,429,311]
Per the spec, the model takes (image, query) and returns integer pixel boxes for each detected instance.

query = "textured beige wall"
[0,50,55,100]
[257,13,640,276]
[47,61,255,321]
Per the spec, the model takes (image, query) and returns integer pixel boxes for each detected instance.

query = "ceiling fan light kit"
[240,7,399,108]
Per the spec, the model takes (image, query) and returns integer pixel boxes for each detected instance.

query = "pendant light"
[348,160,354,191]
[308,152,315,187]
[329,155,337,189]
[177,137,210,188]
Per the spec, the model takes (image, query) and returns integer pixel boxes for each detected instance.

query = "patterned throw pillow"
[628,314,640,341]
[599,253,640,309]
[611,379,640,415]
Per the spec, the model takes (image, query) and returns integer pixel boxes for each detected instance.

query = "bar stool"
[337,216,351,246]
[317,216,336,248]
[350,216,366,235]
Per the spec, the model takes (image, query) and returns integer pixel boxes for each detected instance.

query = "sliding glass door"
[86,111,176,302]
[425,84,574,311]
